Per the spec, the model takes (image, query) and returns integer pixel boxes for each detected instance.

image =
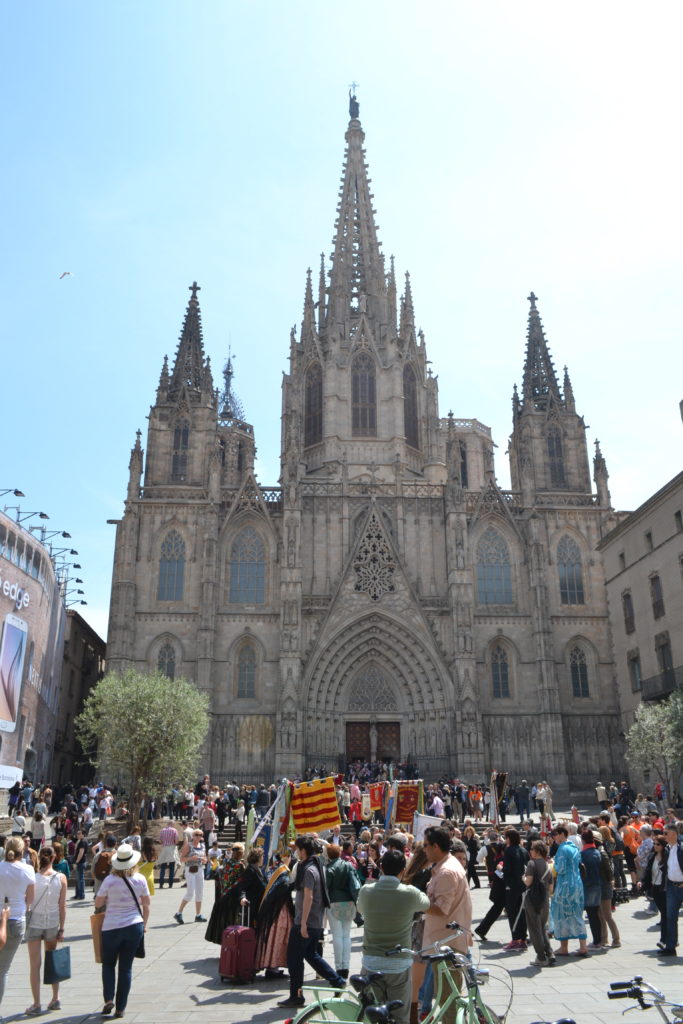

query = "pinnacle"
[168,281,209,400]
[521,292,561,410]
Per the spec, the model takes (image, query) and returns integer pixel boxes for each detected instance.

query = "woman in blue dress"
[550,824,588,956]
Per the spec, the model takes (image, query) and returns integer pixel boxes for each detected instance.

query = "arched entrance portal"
[303,613,454,775]
[345,663,401,762]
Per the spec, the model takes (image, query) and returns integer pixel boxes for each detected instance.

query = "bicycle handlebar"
[610,982,634,990]
[607,990,633,1000]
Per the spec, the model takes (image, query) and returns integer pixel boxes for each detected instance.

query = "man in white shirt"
[661,824,683,956]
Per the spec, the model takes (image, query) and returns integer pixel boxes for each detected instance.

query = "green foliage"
[75,668,209,824]
[625,691,683,798]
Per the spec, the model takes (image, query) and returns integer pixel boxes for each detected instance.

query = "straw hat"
[110,843,141,870]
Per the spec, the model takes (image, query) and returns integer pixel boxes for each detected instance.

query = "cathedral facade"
[107,98,623,788]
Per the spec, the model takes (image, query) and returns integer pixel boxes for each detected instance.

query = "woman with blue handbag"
[24,845,68,1015]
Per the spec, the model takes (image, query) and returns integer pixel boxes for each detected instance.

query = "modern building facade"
[0,510,66,788]
[107,97,624,786]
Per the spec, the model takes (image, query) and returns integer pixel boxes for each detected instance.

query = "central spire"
[168,281,211,401]
[521,292,562,411]
[326,94,387,328]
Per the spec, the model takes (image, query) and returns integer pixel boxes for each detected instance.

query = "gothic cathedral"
[107,97,622,788]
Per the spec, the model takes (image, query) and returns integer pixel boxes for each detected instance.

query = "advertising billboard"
[0,612,28,731]
[0,513,66,779]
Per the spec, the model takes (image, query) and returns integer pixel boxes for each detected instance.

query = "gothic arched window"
[558,535,585,605]
[237,643,256,698]
[570,646,590,698]
[491,644,510,698]
[352,352,377,437]
[171,420,190,481]
[229,527,266,603]
[403,363,419,449]
[304,361,323,447]
[622,591,635,634]
[158,642,176,680]
[476,528,513,605]
[157,530,185,601]
[547,425,566,487]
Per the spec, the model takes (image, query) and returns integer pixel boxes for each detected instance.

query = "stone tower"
[106,95,623,787]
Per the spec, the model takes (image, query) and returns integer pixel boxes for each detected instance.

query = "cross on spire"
[527,291,538,309]
[189,281,201,299]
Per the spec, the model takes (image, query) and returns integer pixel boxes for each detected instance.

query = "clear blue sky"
[3,2,682,641]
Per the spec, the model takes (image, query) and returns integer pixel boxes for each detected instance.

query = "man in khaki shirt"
[413,826,472,1024]
[357,850,429,1024]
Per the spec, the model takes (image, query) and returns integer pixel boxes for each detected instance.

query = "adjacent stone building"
[598,468,683,729]
[107,97,624,786]
[53,609,106,786]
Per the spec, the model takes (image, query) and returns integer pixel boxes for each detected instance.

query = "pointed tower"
[141,282,254,491]
[509,293,592,496]
[282,92,441,485]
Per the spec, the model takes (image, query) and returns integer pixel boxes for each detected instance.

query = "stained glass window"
[570,646,589,698]
[352,352,377,436]
[158,642,176,680]
[547,426,566,487]
[304,362,323,447]
[237,643,256,697]
[476,528,513,605]
[157,531,185,601]
[403,364,419,449]
[230,527,265,603]
[171,420,190,481]
[491,644,510,698]
[558,536,584,605]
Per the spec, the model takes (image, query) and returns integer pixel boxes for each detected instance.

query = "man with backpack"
[278,835,346,1010]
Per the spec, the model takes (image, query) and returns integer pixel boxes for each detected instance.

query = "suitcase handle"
[241,903,250,928]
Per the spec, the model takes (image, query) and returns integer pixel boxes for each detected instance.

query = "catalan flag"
[290,776,341,834]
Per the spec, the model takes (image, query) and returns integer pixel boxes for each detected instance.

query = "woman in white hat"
[93,843,150,1018]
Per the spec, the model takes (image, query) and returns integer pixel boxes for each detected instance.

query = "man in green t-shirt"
[357,849,430,1024]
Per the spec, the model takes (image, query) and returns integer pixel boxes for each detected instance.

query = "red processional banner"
[394,782,420,824]
[369,782,385,811]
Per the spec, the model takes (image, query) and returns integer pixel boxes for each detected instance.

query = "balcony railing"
[641,665,683,701]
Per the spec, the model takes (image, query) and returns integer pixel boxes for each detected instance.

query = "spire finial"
[190,280,201,300]
[527,291,538,309]
[349,82,360,119]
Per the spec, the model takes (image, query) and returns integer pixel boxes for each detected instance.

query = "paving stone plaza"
[2,879,680,1024]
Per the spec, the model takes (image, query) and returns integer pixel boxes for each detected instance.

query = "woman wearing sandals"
[94,843,150,1019]
[24,845,67,1015]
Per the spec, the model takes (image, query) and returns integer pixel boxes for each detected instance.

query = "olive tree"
[76,668,209,828]
[625,690,683,801]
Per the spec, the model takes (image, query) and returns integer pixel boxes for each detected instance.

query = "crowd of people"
[1,772,682,1021]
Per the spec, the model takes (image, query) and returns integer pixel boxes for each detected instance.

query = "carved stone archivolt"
[305,613,447,718]
[347,663,398,712]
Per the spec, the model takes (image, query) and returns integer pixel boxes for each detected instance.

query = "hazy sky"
[3,2,682,641]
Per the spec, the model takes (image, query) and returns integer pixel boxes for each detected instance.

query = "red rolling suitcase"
[219,906,257,983]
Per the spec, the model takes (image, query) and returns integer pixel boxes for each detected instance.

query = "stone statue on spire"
[349,85,359,119]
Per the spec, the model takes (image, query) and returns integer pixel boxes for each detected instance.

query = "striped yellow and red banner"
[290,777,341,834]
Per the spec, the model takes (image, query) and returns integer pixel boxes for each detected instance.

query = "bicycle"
[607,977,683,1022]
[280,970,386,1024]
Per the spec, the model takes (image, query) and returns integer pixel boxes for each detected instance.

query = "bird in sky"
[59,271,72,279]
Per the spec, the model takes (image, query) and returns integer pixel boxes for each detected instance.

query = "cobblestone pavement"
[1,882,680,1024]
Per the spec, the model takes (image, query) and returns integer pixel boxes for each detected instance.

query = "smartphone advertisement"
[0,613,28,732]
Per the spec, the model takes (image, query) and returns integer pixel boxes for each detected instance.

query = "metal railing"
[641,665,683,700]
